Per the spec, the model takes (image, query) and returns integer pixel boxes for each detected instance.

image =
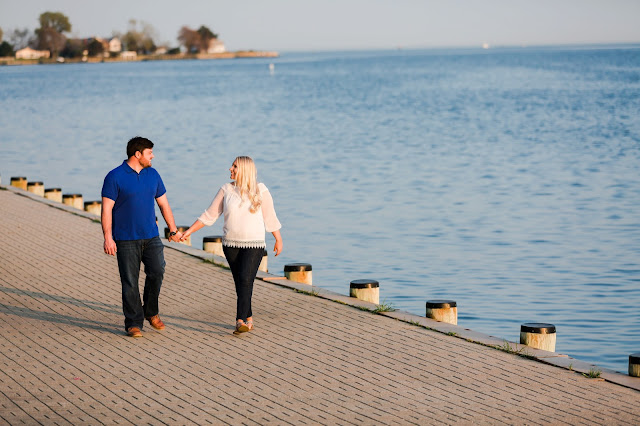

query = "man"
[101,136,182,337]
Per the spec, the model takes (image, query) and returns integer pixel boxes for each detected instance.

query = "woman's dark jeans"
[223,246,264,321]
[116,236,165,330]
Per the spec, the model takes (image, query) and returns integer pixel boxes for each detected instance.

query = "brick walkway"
[0,187,638,425]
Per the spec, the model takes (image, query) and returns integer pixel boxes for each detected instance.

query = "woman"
[181,156,283,334]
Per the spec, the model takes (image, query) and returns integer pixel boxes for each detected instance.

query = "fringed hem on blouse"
[222,238,266,249]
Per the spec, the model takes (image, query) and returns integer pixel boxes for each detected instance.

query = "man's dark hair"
[126,136,154,158]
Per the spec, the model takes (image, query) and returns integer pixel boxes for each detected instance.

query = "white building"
[120,51,137,60]
[109,37,122,53]
[207,39,226,54]
[16,47,50,60]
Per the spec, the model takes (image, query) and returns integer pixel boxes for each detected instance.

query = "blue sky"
[1,0,639,51]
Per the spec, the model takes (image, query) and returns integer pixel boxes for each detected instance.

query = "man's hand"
[104,236,117,256]
[168,231,183,242]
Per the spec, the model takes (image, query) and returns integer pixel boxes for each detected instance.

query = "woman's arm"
[180,188,224,241]
[260,186,282,232]
[260,185,282,255]
[181,219,205,241]
[198,187,225,225]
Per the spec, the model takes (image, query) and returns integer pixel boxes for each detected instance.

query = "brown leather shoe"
[127,327,143,337]
[146,315,165,330]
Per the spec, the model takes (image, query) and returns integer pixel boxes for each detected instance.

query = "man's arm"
[101,197,117,255]
[156,194,181,242]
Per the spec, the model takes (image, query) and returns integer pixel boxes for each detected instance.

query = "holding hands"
[179,229,192,243]
[178,220,203,243]
[168,230,183,243]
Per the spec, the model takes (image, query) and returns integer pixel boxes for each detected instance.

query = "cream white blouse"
[197,182,281,249]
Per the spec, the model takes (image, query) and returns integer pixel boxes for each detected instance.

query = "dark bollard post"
[10,177,27,190]
[27,181,45,196]
[84,201,102,215]
[44,188,62,202]
[426,300,458,325]
[284,263,312,285]
[350,279,379,304]
[259,249,268,273]
[629,353,640,377]
[203,236,224,257]
[520,323,556,352]
[62,194,84,210]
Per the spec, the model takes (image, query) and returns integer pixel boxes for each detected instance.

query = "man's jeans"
[222,246,264,321]
[116,236,165,330]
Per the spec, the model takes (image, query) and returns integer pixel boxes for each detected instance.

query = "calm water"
[1,46,639,373]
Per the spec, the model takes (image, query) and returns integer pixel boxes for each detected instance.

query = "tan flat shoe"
[234,320,249,334]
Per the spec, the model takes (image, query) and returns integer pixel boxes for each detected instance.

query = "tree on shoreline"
[0,27,11,57]
[36,11,71,56]
[118,19,157,54]
[0,42,12,57]
[38,12,71,33]
[178,25,218,53]
[198,26,218,52]
[8,28,32,51]
[60,38,83,58]
[87,39,104,57]
[178,26,200,53]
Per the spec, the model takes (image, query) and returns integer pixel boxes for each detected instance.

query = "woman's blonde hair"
[234,156,262,213]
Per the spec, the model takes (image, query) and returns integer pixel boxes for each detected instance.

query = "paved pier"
[0,187,639,425]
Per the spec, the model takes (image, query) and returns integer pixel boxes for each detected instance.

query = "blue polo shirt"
[101,160,166,241]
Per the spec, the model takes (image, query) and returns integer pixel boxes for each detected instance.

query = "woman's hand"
[272,230,283,256]
[180,219,205,242]
[273,239,283,256]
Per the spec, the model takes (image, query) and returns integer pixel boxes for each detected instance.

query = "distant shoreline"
[0,50,279,66]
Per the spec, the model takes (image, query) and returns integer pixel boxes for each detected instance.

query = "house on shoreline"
[94,37,122,57]
[15,47,50,60]
[207,38,226,54]
[120,51,137,60]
